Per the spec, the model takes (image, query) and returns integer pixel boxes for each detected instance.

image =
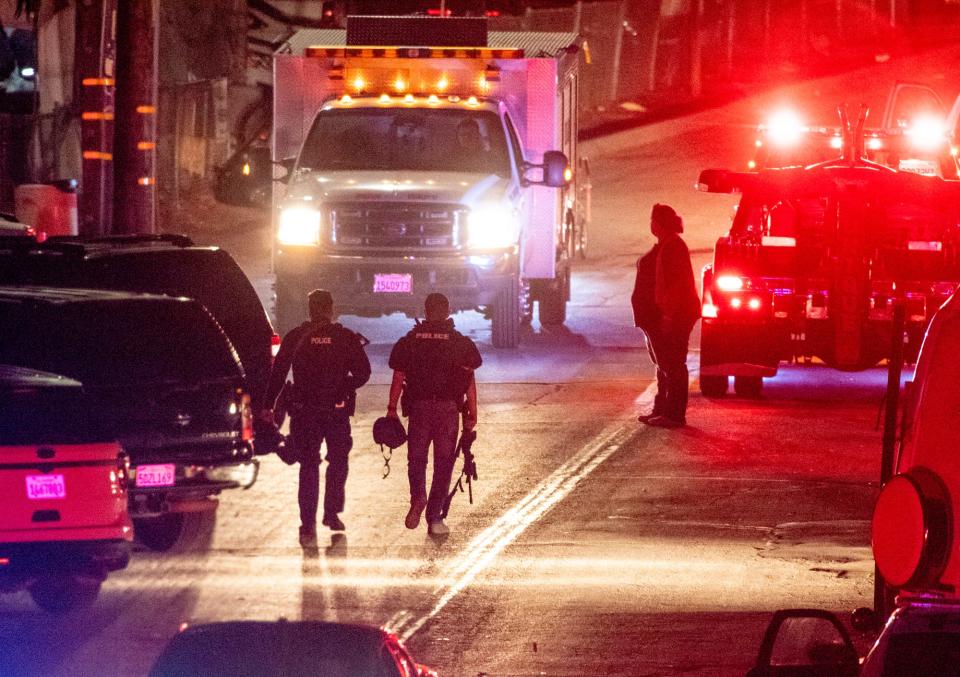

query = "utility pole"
[690,0,705,98]
[75,0,116,237]
[112,0,158,234]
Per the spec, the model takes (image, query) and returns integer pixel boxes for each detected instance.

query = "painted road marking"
[390,381,657,641]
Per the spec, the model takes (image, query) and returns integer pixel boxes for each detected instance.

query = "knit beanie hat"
[651,203,683,233]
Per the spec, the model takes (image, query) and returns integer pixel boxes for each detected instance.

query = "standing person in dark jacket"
[631,204,701,428]
[386,293,482,536]
[262,289,371,545]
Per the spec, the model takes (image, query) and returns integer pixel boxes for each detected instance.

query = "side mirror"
[523,151,571,188]
[542,150,570,187]
[750,609,859,677]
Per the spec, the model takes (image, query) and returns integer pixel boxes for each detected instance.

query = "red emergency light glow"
[715,275,744,292]
[306,46,524,60]
[765,110,805,147]
[748,298,762,310]
[906,115,947,151]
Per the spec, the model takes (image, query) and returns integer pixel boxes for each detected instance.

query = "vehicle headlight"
[905,115,947,152]
[467,206,519,250]
[278,206,321,246]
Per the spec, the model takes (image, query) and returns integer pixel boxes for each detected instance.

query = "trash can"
[14,180,79,241]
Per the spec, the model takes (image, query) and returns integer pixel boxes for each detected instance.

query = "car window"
[0,388,117,445]
[881,632,960,676]
[0,249,273,394]
[299,108,511,176]
[0,300,242,386]
[504,113,525,173]
[151,627,398,677]
[769,617,850,666]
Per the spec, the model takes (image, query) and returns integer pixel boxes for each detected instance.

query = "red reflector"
[873,475,926,587]
[271,334,281,359]
[241,393,254,442]
[0,558,9,566]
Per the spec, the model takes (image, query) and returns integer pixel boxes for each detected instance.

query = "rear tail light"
[240,393,253,442]
[271,333,281,360]
[116,452,131,491]
[715,275,745,292]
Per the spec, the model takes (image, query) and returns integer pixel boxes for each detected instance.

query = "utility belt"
[400,389,465,417]
[278,381,355,419]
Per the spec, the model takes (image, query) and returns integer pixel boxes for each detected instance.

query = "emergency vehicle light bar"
[305,47,524,60]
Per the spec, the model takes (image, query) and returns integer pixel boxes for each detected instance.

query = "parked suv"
[0,365,132,612]
[0,287,258,552]
[0,234,277,414]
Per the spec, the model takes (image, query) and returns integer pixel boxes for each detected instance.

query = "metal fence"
[491,0,936,116]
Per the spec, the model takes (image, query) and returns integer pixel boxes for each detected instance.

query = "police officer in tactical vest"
[387,293,482,535]
[263,289,371,545]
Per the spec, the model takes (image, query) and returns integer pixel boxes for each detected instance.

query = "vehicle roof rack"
[44,233,195,248]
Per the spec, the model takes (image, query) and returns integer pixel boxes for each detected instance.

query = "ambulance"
[270,16,589,347]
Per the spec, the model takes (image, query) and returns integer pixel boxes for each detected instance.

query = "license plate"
[136,464,176,488]
[26,474,66,500]
[898,159,938,176]
[373,273,412,294]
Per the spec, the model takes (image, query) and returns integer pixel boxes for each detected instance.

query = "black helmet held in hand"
[373,416,407,449]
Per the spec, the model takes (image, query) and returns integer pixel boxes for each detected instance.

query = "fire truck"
[749,83,960,179]
[271,16,588,347]
[697,107,960,397]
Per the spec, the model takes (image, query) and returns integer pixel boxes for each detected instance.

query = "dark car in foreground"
[0,234,278,412]
[149,621,437,677]
[0,287,258,552]
[0,365,132,611]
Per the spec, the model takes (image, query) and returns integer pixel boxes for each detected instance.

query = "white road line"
[391,386,650,640]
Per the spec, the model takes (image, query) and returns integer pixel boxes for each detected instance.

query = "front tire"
[734,375,763,398]
[699,375,729,398]
[491,276,521,348]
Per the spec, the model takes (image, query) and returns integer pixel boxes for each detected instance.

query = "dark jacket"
[388,319,482,405]
[631,235,700,333]
[265,319,371,416]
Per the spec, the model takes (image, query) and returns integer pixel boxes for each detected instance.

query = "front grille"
[330,202,465,250]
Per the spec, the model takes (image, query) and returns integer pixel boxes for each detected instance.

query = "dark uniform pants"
[289,412,353,528]
[407,400,460,523]
[644,326,692,423]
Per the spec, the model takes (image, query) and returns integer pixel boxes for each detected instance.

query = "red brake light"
[715,275,744,292]
[241,393,253,441]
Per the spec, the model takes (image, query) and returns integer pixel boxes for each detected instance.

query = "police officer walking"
[631,204,700,428]
[387,293,482,535]
[262,289,371,545]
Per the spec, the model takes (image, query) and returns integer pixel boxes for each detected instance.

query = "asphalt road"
[3,44,960,676]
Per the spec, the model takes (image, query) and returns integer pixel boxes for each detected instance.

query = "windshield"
[0,387,117,444]
[0,300,241,386]
[298,108,511,176]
